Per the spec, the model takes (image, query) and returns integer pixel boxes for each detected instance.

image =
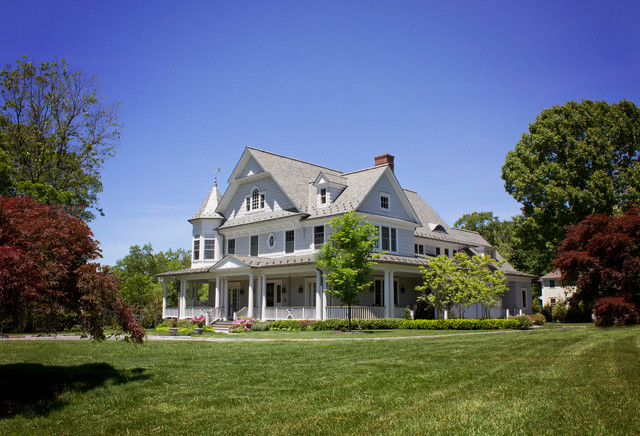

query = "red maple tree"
[554,206,640,317]
[0,196,144,343]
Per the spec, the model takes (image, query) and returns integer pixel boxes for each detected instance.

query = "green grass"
[1,326,638,435]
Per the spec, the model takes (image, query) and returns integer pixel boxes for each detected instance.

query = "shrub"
[552,303,568,323]
[512,315,533,330]
[250,321,270,331]
[308,321,327,331]
[402,318,521,330]
[593,296,639,327]
[229,317,256,333]
[269,320,303,330]
[528,313,545,325]
[402,308,413,320]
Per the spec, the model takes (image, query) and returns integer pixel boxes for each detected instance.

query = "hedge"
[310,318,526,331]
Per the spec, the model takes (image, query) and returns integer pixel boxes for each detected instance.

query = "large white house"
[158,147,534,322]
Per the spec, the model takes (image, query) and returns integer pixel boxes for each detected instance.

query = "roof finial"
[214,168,221,186]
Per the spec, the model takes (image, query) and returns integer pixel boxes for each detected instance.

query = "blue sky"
[3,1,639,266]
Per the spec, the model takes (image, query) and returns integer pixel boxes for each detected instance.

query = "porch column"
[261,274,267,320]
[179,280,186,319]
[388,271,395,318]
[162,280,167,319]
[384,271,391,318]
[315,270,322,320]
[215,277,221,307]
[248,272,255,318]
[322,280,328,321]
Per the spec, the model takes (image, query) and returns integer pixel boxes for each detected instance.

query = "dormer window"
[319,188,327,205]
[246,187,265,212]
[380,193,390,210]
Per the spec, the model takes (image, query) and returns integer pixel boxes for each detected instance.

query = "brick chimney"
[374,153,395,173]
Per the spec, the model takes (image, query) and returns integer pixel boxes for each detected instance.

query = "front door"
[266,281,283,307]
[228,286,240,317]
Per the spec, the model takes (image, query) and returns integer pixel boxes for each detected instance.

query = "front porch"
[160,260,422,322]
[163,304,408,322]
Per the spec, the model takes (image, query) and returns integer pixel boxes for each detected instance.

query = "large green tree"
[316,211,380,331]
[112,244,190,327]
[501,100,640,274]
[0,57,121,221]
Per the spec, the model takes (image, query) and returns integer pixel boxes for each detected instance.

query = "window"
[550,298,557,304]
[285,230,294,253]
[228,239,235,255]
[250,235,259,256]
[319,188,327,205]
[314,226,324,247]
[204,239,215,260]
[522,290,527,308]
[251,188,260,210]
[246,187,265,212]
[444,248,450,257]
[193,239,200,260]
[268,233,275,248]
[419,245,424,255]
[436,247,441,256]
[391,228,397,252]
[415,244,418,254]
[381,227,390,251]
[549,280,556,288]
[380,227,397,252]
[380,193,389,210]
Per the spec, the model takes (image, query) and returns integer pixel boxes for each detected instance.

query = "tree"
[0,57,121,221]
[0,196,144,343]
[415,255,457,316]
[416,253,507,318]
[501,100,640,274]
[554,206,640,309]
[112,244,190,327]
[454,211,516,260]
[316,211,380,331]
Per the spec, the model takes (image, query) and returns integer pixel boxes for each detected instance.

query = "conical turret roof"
[191,180,224,220]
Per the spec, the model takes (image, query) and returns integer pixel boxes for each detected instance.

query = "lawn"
[1,326,638,435]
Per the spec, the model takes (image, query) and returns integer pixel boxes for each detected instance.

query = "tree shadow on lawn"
[0,362,149,418]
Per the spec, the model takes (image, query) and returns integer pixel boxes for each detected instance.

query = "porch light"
[298,286,303,293]
[240,288,244,295]
[282,287,287,294]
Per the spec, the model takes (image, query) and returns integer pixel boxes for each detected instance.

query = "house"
[158,147,534,321]
[540,270,574,306]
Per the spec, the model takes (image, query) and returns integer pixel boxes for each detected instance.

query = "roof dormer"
[312,171,347,207]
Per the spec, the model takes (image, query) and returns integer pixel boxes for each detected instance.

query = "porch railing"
[325,306,386,320]
[233,306,249,320]
[263,306,317,320]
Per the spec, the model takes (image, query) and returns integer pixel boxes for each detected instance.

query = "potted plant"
[192,316,206,335]
[169,318,178,336]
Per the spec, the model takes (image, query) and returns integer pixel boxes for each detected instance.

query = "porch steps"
[210,321,233,333]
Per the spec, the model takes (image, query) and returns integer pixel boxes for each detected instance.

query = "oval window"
[268,233,275,248]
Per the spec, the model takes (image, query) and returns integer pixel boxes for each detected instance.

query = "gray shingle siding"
[357,174,412,222]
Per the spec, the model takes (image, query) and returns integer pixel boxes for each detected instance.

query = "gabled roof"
[540,270,561,279]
